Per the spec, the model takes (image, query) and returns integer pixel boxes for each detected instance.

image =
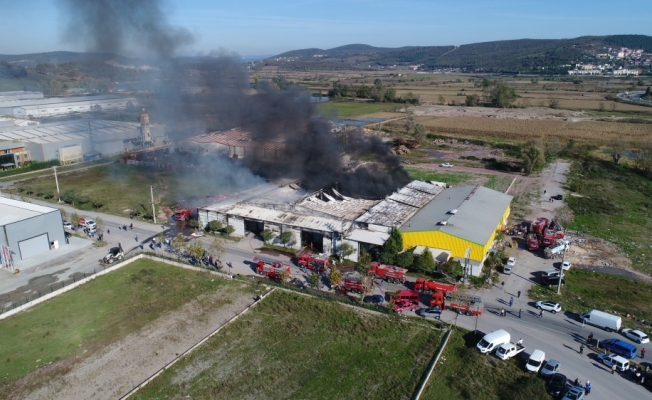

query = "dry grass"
[408,116,652,144]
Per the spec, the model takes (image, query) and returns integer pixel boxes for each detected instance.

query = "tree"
[440,259,464,278]
[261,229,275,244]
[521,142,546,175]
[225,225,235,236]
[544,137,563,161]
[279,231,294,247]
[465,94,479,107]
[379,228,403,265]
[404,111,415,133]
[95,216,105,232]
[549,98,560,109]
[207,220,223,232]
[62,189,80,206]
[609,138,627,164]
[208,238,226,263]
[328,267,342,288]
[555,205,574,229]
[171,233,187,254]
[188,219,200,229]
[59,208,68,221]
[187,241,205,260]
[490,84,517,108]
[91,198,104,211]
[356,248,372,275]
[437,95,445,105]
[413,124,427,144]
[70,212,80,226]
[396,251,414,268]
[307,272,321,288]
[414,248,436,274]
[484,249,506,271]
[340,243,355,260]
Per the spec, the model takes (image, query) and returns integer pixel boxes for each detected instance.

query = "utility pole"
[557,244,568,295]
[53,166,61,202]
[150,185,156,224]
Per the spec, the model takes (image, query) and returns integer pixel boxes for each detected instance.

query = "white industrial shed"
[0,95,136,118]
[0,91,43,102]
[0,197,66,262]
[0,119,166,162]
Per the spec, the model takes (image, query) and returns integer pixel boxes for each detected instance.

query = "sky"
[1,0,651,57]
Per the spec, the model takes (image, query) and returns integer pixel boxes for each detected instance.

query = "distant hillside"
[257,35,652,73]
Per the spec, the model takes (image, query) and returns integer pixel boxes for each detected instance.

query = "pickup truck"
[495,342,526,360]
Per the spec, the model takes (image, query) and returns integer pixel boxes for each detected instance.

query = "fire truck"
[527,233,540,251]
[173,209,192,221]
[414,278,457,294]
[541,229,555,247]
[391,289,420,308]
[297,253,331,272]
[253,256,291,280]
[530,217,548,234]
[369,262,408,284]
[340,272,364,293]
[430,291,483,316]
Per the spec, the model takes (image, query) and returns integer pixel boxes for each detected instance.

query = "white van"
[526,349,545,373]
[477,329,510,354]
[580,310,622,332]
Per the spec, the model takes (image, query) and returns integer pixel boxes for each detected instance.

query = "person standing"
[517,290,521,298]
[509,297,514,307]
[519,309,522,319]
[539,310,544,318]
[587,332,593,345]
[642,348,647,359]
[611,363,617,374]
[500,308,505,317]
[501,281,505,291]
[579,344,585,356]
[585,380,591,394]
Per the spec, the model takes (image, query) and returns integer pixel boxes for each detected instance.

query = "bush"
[396,251,414,268]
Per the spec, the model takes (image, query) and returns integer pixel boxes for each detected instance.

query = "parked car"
[580,309,622,332]
[545,276,565,288]
[542,269,560,280]
[363,295,385,305]
[597,353,630,371]
[540,359,561,378]
[546,373,567,397]
[561,385,585,400]
[62,221,74,230]
[440,163,453,168]
[416,306,442,319]
[561,261,572,270]
[600,338,637,359]
[535,301,562,314]
[393,300,419,312]
[526,349,546,373]
[621,328,650,344]
[503,257,516,275]
[552,194,564,200]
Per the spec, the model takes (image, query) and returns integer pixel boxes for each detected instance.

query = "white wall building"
[12,95,136,118]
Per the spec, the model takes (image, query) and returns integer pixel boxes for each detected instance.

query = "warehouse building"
[401,185,512,275]
[185,128,288,160]
[0,142,30,169]
[0,91,44,103]
[0,118,165,163]
[0,197,66,262]
[0,95,136,118]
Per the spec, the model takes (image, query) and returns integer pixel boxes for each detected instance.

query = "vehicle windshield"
[566,391,580,400]
[479,339,489,348]
[528,359,542,367]
[543,364,554,371]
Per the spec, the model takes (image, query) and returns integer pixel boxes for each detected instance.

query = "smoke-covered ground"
[57,0,410,199]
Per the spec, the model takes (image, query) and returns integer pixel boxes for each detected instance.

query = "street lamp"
[557,243,568,295]
[53,166,61,202]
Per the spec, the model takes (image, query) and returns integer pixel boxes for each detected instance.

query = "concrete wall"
[229,216,245,237]
[2,210,66,260]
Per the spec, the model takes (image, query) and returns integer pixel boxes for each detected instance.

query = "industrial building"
[0,197,67,262]
[0,115,165,163]
[197,178,512,276]
[185,128,288,160]
[0,142,30,169]
[0,95,136,118]
[0,91,44,103]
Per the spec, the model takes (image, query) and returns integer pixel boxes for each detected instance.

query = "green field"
[0,259,244,390]
[316,101,400,117]
[407,168,513,192]
[422,330,548,400]
[529,270,652,330]
[133,290,443,399]
[565,158,652,274]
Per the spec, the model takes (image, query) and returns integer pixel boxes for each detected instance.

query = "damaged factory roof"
[296,187,379,220]
[224,204,352,233]
[402,185,513,245]
[355,180,444,227]
[189,128,287,151]
[200,180,304,212]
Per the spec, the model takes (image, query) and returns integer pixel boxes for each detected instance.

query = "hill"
[257,35,652,73]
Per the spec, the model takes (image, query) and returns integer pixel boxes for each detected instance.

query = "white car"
[85,219,97,229]
[535,300,562,314]
[62,221,74,230]
[561,261,572,270]
[440,163,453,168]
[621,328,650,344]
[503,257,516,275]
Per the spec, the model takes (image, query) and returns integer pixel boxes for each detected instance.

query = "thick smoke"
[58,0,194,58]
[57,0,411,199]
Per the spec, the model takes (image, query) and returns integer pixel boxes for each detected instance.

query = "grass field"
[316,101,402,117]
[564,159,652,274]
[0,259,241,386]
[422,330,548,400]
[407,168,513,193]
[132,290,443,399]
[529,270,652,330]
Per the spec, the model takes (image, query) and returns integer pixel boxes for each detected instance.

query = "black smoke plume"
[57,0,411,199]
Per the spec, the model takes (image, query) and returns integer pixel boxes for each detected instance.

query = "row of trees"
[464,81,518,108]
[328,79,420,104]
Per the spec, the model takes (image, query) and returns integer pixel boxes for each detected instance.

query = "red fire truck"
[253,256,291,280]
[369,262,408,284]
[541,229,555,247]
[173,209,192,221]
[340,272,364,293]
[430,291,483,316]
[297,253,331,272]
[527,233,540,251]
[530,217,548,234]
[414,278,457,294]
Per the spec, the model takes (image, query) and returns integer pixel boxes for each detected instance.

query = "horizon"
[0,0,650,57]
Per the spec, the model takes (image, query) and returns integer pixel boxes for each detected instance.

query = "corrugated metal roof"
[346,229,389,246]
[407,180,446,194]
[389,185,442,208]
[402,186,512,245]
[0,119,141,143]
[356,199,419,227]
[225,204,352,232]
[0,196,57,225]
[297,189,379,220]
[1,95,129,109]
[189,128,287,151]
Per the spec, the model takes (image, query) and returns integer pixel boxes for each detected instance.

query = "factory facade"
[0,197,67,262]
[198,179,512,276]
[0,117,165,163]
